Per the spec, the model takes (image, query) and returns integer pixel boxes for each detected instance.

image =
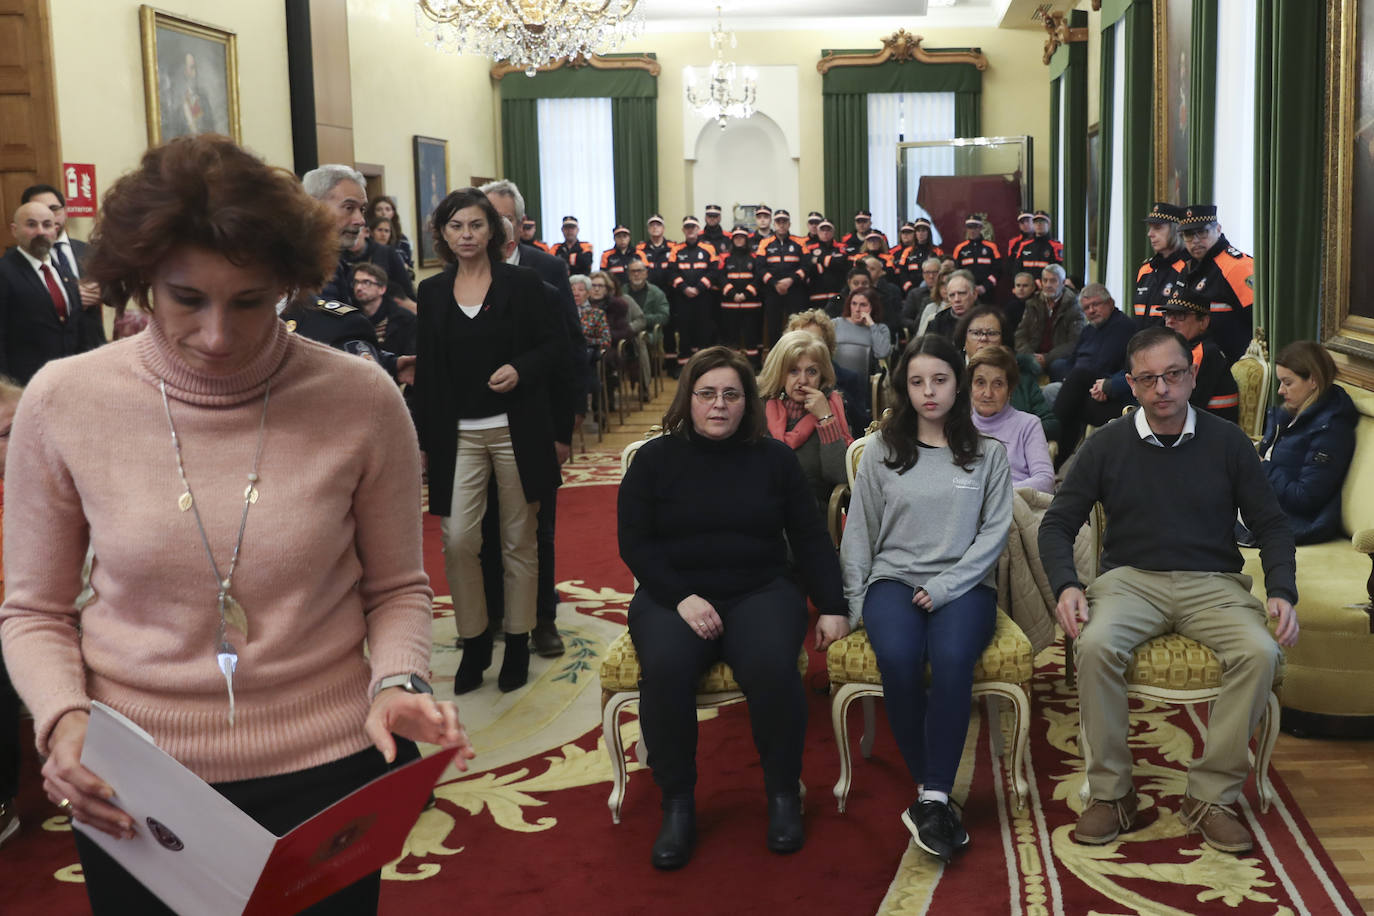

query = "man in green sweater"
[1038,326,1299,856]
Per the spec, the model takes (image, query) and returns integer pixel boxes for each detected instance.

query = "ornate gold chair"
[823,434,1036,811]
[598,435,808,823]
[1230,330,1272,443]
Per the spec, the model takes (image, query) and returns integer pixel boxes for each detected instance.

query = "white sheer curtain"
[537,98,616,254]
[1213,0,1257,255]
[1104,26,1126,299]
[866,92,955,244]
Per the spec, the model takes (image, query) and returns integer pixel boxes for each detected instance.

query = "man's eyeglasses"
[967,329,1001,340]
[692,388,744,404]
[1180,227,1214,239]
[353,278,382,288]
[1128,367,1191,388]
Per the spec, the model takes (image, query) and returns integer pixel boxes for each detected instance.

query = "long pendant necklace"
[160,379,270,726]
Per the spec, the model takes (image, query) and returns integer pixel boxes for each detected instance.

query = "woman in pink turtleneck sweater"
[0,136,472,914]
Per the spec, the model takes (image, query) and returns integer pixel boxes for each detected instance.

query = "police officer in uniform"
[635,214,678,297]
[1014,210,1064,278]
[600,225,638,281]
[520,217,550,253]
[807,218,849,312]
[701,203,728,251]
[1178,204,1255,364]
[803,211,824,251]
[1133,201,1188,324]
[718,225,763,359]
[668,216,717,368]
[893,217,945,295]
[1158,294,1240,421]
[746,204,773,248]
[553,215,594,276]
[1008,210,1036,263]
[281,293,388,368]
[951,214,1002,299]
[841,209,873,256]
[755,209,808,346]
[854,231,895,275]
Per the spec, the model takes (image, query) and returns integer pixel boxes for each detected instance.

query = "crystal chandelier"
[685,7,756,129]
[415,0,644,77]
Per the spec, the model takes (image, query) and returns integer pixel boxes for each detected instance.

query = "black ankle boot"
[766,792,804,853]
[651,797,696,870]
[454,629,493,695]
[497,633,530,693]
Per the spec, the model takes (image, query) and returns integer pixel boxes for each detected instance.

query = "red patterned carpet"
[2,454,1365,915]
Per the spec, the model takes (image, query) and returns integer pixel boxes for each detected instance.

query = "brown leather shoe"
[1179,796,1253,853]
[1074,788,1138,844]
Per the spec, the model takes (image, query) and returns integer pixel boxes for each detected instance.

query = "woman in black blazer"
[414,188,565,693]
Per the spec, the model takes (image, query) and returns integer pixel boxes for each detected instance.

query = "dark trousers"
[480,478,557,629]
[1052,367,1129,455]
[74,746,388,915]
[0,647,18,801]
[627,578,808,799]
[861,581,997,794]
[673,291,716,360]
[719,304,763,355]
[763,287,807,347]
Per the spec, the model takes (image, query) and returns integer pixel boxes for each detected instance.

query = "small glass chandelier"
[685,7,756,129]
[415,0,644,77]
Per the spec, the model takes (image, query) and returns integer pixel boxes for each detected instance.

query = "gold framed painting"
[413,136,450,269]
[139,6,241,146]
[1323,0,1374,386]
[1153,0,1192,203]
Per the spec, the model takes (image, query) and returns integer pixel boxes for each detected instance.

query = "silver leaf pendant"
[223,595,249,639]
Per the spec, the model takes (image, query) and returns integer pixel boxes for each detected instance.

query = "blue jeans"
[861,580,997,793]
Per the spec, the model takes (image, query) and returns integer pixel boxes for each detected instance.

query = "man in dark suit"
[480,180,587,658]
[23,184,106,349]
[1,202,95,383]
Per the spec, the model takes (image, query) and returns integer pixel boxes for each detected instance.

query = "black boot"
[766,792,804,853]
[453,629,493,695]
[651,796,696,870]
[497,632,530,692]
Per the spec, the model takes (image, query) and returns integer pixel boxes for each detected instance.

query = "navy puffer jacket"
[1256,384,1359,544]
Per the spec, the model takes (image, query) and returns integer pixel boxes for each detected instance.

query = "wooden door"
[0,0,62,222]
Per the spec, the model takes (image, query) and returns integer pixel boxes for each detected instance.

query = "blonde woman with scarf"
[758,330,854,511]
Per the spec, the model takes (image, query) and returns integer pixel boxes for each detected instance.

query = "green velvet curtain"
[1119,1,1155,300]
[1255,0,1326,355]
[1049,9,1089,283]
[822,93,869,230]
[498,57,658,236]
[611,97,657,238]
[821,52,983,221]
[500,98,542,231]
[1188,0,1219,202]
[1094,23,1116,285]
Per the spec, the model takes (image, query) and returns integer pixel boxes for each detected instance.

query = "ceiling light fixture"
[684,6,757,129]
[415,0,644,77]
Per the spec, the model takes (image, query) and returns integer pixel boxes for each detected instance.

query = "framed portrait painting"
[1153,0,1192,204]
[413,136,449,269]
[139,6,240,146]
[1323,0,1374,384]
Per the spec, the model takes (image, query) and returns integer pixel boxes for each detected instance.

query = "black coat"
[415,261,566,513]
[0,247,94,384]
[1256,385,1359,544]
[521,242,586,443]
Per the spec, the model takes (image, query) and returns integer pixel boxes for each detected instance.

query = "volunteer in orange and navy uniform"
[635,214,678,297]
[755,209,809,345]
[892,217,945,294]
[1132,201,1188,325]
[1013,210,1064,278]
[853,230,894,277]
[840,209,873,256]
[1007,211,1036,263]
[600,225,638,281]
[1177,204,1255,365]
[746,203,773,248]
[890,222,916,261]
[718,225,763,358]
[951,214,1002,298]
[803,211,824,251]
[669,215,718,366]
[553,215,594,276]
[520,217,551,253]
[700,203,728,251]
[1159,294,1240,422]
[807,218,849,313]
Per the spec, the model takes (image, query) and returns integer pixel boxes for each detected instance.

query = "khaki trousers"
[440,426,539,638]
[1076,567,1281,805]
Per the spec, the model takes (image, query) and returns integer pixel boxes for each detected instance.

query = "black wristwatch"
[373,673,433,699]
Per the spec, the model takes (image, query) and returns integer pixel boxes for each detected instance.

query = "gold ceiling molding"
[815,29,989,74]
[490,53,661,81]
[1042,10,1088,66]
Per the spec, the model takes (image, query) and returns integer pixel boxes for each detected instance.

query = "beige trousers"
[1076,566,1281,805]
[439,426,539,638]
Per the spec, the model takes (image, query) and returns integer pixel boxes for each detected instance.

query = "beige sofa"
[1242,382,1374,736]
